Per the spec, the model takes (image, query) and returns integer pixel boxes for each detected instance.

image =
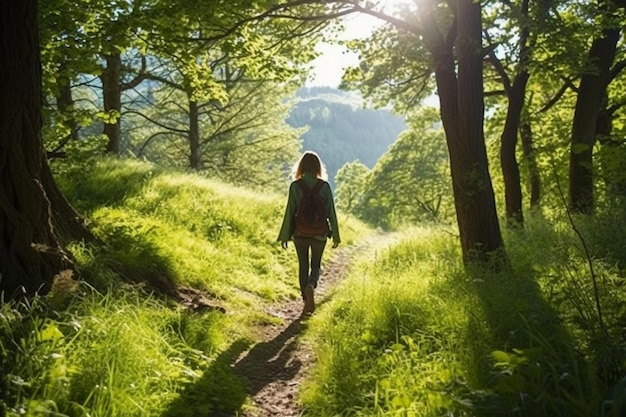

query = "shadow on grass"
[161,317,305,417]
[458,261,604,416]
[78,225,179,294]
[60,161,155,213]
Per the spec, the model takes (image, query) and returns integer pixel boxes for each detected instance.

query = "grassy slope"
[301,215,626,416]
[0,158,368,417]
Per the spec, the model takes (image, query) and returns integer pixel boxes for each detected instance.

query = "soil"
[231,242,365,417]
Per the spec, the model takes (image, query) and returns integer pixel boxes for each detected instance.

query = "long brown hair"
[293,151,328,180]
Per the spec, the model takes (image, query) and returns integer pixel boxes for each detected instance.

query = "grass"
[0,157,370,417]
[1,287,227,417]
[300,213,626,416]
[2,156,625,416]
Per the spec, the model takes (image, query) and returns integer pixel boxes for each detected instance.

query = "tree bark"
[57,73,80,141]
[40,161,94,244]
[500,73,528,226]
[520,121,541,207]
[596,102,626,198]
[0,0,73,298]
[101,53,123,154]
[568,2,623,214]
[188,99,203,170]
[426,0,505,265]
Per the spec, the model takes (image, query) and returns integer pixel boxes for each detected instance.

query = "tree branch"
[538,77,577,113]
[124,110,188,134]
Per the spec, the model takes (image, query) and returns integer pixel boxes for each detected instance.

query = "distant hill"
[286,87,407,184]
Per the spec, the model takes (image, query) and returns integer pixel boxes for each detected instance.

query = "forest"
[1,0,626,416]
[286,87,406,185]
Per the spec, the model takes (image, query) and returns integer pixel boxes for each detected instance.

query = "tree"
[39,0,149,154]
[335,160,370,214]
[568,0,626,214]
[342,0,505,264]
[482,0,551,226]
[416,0,505,264]
[0,0,74,297]
[123,43,306,177]
[351,107,453,228]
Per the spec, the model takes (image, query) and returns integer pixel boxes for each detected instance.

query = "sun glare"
[339,0,413,40]
[307,0,414,87]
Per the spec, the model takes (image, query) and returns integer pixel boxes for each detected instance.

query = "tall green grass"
[0,157,370,416]
[0,286,237,416]
[301,213,626,416]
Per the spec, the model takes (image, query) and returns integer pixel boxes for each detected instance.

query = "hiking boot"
[303,284,315,314]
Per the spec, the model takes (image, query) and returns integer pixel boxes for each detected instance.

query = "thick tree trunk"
[568,7,622,214]
[428,0,505,265]
[41,162,94,243]
[101,53,122,154]
[520,121,541,207]
[188,99,202,170]
[0,0,73,298]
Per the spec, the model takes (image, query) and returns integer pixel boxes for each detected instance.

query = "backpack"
[294,179,330,237]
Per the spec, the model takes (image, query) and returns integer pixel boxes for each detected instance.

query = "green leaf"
[40,322,64,342]
[391,394,411,408]
[491,350,511,364]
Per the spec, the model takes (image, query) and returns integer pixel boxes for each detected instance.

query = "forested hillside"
[286,87,407,183]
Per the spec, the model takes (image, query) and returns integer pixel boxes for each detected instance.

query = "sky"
[306,13,381,88]
[304,8,440,108]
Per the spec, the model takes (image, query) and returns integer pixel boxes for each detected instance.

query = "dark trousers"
[293,236,327,299]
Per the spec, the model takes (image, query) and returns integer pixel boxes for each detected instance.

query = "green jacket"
[277,172,341,243]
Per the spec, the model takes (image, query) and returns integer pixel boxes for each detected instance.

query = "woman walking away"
[278,151,341,316]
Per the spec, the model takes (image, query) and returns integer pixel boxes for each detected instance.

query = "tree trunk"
[500,73,528,226]
[0,0,73,298]
[568,5,622,214]
[188,99,202,170]
[41,161,94,243]
[57,73,80,141]
[499,0,531,227]
[101,53,122,154]
[427,0,505,265]
[596,102,626,198]
[520,121,541,207]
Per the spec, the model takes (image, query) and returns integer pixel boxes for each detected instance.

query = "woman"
[278,151,341,315]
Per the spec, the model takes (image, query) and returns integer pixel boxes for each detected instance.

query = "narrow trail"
[231,237,386,417]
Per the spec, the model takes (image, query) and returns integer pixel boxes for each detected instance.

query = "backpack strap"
[296,179,324,195]
[311,179,324,194]
[296,179,310,194]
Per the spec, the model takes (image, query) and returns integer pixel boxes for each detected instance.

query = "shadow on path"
[233,318,305,396]
[160,314,308,417]
[233,317,309,417]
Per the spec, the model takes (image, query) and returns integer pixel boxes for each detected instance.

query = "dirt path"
[231,241,370,417]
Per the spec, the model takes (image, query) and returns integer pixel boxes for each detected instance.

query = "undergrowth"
[0,285,240,417]
[301,211,626,416]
